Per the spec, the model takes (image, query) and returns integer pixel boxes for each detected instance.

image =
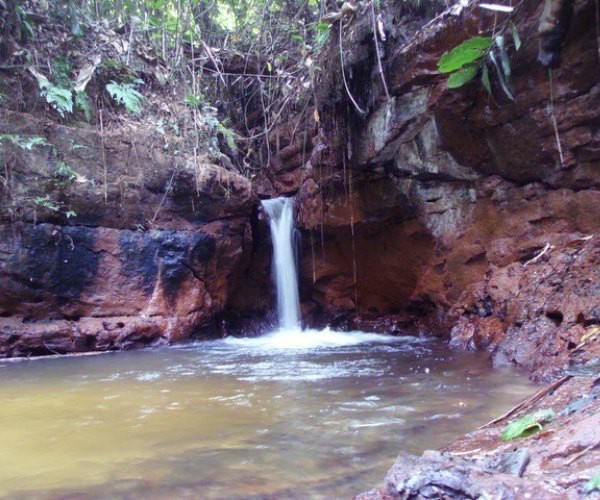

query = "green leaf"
[316,22,330,33]
[447,64,479,89]
[44,85,74,117]
[75,91,92,122]
[438,37,493,73]
[30,68,74,117]
[501,409,555,441]
[106,81,145,115]
[185,94,203,108]
[511,22,521,51]
[481,64,493,96]
[0,135,49,150]
[33,195,60,211]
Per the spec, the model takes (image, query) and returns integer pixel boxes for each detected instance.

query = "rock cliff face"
[260,0,599,381]
[1,0,598,373]
[0,109,257,355]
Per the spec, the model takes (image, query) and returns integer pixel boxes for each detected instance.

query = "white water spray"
[261,197,301,330]
[232,197,410,350]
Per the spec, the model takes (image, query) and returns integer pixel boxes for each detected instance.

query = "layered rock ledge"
[0,110,257,355]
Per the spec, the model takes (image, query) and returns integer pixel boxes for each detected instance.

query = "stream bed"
[0,329,537,499]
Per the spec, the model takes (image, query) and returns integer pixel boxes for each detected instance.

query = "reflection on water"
[0,330,537,499]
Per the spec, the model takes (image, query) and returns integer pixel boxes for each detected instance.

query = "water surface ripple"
[0,330,537,499]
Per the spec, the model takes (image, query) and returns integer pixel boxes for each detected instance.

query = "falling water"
[262,197,301,329]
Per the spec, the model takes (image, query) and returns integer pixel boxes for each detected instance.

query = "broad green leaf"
[438,37,493,73]
[447,64,479,89]
[501,409,555,441]
[585,473,600,493]
[0,135,49,150]
[33,195,60,211]
[19,136,50,150]
[511,22,522,51]
[44,86,74,116]
[481,64,492,96]
[185,94,203,108]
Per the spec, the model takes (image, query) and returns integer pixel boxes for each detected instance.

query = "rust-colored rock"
[264,0,600,383]
[0,111,257,356]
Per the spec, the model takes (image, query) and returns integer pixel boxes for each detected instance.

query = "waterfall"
[262,197,301,330]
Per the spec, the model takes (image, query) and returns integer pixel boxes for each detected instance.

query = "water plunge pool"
[0,329,537,498]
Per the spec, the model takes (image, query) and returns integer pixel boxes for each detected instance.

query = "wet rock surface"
[254,0,600,382]
[253,0,600,496]
[0,110,258,355]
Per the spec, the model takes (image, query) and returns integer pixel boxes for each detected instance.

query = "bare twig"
[566,440,600,466]
[151,164,178,224]
[339,19,366,115]
[370,2,390,101]
[200,40,228,88]
[478,375,572,429]
[548,69,565,168]
[450,448,482,456]
[99,109,108,203]
[524,242,552,267]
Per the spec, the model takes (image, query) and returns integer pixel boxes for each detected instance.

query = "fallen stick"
[566,440,600,466]
[478,375,572,429]
[524,242,552,267]
[450,448,482,456]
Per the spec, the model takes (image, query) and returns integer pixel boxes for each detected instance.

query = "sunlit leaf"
[316,22,330,33]
[106,81,145,115]
[438,37,493,73]
[501,409,555,441]
[75,91,92,122]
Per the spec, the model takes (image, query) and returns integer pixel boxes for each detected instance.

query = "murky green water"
[0,330,537,499]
